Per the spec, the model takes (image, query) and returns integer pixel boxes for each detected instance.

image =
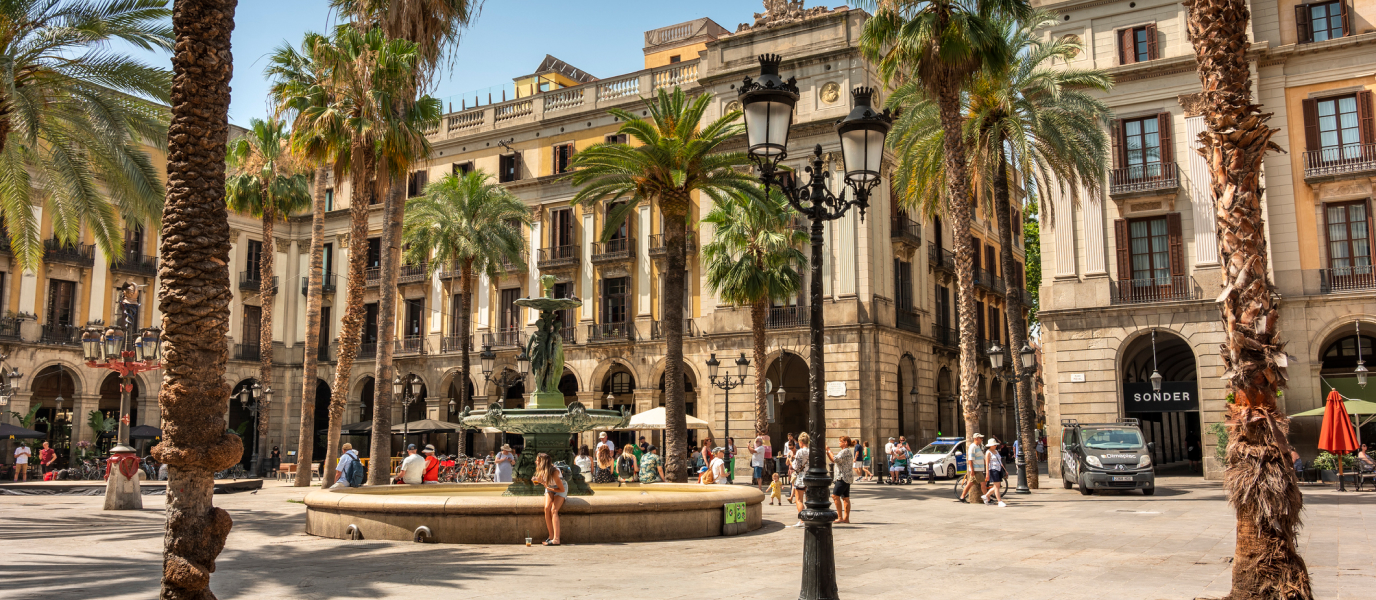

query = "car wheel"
[1078,476,1094,495]
[946,465,956,480]
[1062,476,1072,489]
[1142,487,1155,496]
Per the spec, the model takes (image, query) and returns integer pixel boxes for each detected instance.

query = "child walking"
[768,472,783,505]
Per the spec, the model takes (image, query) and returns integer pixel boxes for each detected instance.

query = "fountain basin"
[304,483,764,544]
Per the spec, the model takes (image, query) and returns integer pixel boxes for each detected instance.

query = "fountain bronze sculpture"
[462,275,629,495]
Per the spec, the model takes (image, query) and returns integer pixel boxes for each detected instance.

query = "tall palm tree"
[1184,0,1311,595]
[860,0,1029,470]
[0,0,172,270]
[887,11,1112,488]
[151,1,239,598]
[402,171,529,412]
[225,117,312,477]
[566,88,758,482]
[334,2,479,482]
[266,25,429,486]
[702,189,807,438]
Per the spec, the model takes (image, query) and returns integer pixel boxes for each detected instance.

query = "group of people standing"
[10,441,56,481]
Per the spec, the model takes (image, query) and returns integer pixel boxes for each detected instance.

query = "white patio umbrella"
[605,406,711,431]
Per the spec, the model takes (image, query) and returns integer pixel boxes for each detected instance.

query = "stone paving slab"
[0,475,1372,599]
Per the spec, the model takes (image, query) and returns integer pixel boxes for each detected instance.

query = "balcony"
[559,325,578,345]
[591,237,635,266]
[317,342,333,363]
[365,267,381,287]
[1109,162,1179,197]
[301,274,338,296]
[766,305,807,330]
[648,232,697,259]
[973,268,1004,295]
[932,324,957,348]
[484,329,525,349]
[1109,275,1202,305]
[929,242,955,272]
[0,235,11,255]
[891,216,923,252]
[1303,144,1376,181]
[43,239,94,267]
[440,335,474,353]
[239,271,278,294]
[1320,267,1376,294]
[498,250,528,275]
[537,245,579,270]
[357,342,377,360]
[896,309,921,334]
[40,323,79,346]
[398,262,429,285]
[0,317,20,341]
[233,343,261,361]
[395,336,423,356]
[111,252,158,277]
[588,322,636,344]
[651,318,698,340]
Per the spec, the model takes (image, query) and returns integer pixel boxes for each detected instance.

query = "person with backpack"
[615,444,638,483]
[332,443,364,489]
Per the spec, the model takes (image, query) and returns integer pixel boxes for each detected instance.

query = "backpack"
[344,454,365,487]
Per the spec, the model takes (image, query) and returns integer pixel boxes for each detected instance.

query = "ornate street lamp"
[987,341,1038,496]
[740,53,891,600]
[707,353,751,447]
[1356,322,1368,388]
[1149,330,1163,393]
[81,286,163,454]
[396,374,420,445]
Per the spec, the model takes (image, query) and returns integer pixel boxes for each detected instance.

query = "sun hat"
[423,444,435,453]
[986,437,1001,446]
[972,433,985,439]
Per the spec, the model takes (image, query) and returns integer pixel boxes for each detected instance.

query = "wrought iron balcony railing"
[591,237,635,264]
[651,318,697,340]
[891,216,922,249]
[301,274,338,296]
[364,267,381,286]
[484,329,525,349]
[357,342,377,360]
[588,322,636,343]
[111,252,158,277]
[559,325,578,345]
[40,323,80,346]
[43,239,95,267]
[537,245,579,270]
[766,305,807,330]
[896,309,921,333]
[395,336,423,355]
[1109,275,1202,305]
[932,325,957,348]
[648,232,697,258]
[440,335,474,354]
[1320,266,1376,294]
[233,343,261,361]
[238,271,278,294]
[1109,162,1179,196]
[398,262,429,284]
[0,317,20,341]
[1303,144,1376,180]
[928,242,955,272]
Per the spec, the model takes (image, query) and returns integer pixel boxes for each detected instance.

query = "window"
[325,188,334,212]
[1118,24,1158,64]
[550,208,575,248]
[602,276,628,323]
[241,304,261,346]
[407,170,428,198]
[1124,117,1161,171]
[499,154,519,183]
[452,162,473,177]
[1319,95,1361,156]
[322,243,333,279]
[605,134,627,145]
[669,55,681,64]
[1296,0,1350,43]
[1326,200,1372,274]
[499,288,521,331]
[246,240,264,280]
[936,286,950,328]
[975,300,986,344]
[1302,92,1373,166]
[404,298,424,338]
[366,237,381,269]
[987,305,1000,344]
[985,244,997,275]
[1113,213,1183,298]
[450,293,465,336]
[363,303,378,344]
[1128,216,1170,284]
[47,279,76,327]
[893,259,913,311]
[319,306,331,354]
[126,225,145,257]
[553,143,575,174]
[608,371,633,394]
[1112,115,1175,181]
[606,202,628,241]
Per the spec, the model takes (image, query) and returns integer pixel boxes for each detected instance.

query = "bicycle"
[215,465,249,480]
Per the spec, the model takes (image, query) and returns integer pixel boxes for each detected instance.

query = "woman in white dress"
[494,444,516,483]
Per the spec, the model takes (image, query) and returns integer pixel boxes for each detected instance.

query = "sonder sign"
[1123,381,1199,413]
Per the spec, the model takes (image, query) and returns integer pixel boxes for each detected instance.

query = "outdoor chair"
[1357,459,1376,491]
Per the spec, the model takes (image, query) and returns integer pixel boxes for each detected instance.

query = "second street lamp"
[706,353,751,457]
[987,341,1038,495]
[740,53,891,600]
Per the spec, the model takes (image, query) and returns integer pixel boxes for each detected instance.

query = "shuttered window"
[1129,216,1171,285]
[550,208,575,247]
[1325,200,1372,273]
[1302,91,1374,168]
[1296,0,1351,43]
[1118,23,1158,65]
[241,304,261,346]
[499,154,519,182]
[452,162,473,177]
[407,170,428,198]
[602,277,628,323]
[553,143,575,174]
[499,288,521,331]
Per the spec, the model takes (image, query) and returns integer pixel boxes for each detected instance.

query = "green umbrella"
[1291,398,1376,418]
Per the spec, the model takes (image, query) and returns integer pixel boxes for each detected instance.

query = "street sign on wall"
[1123,381,1199,413]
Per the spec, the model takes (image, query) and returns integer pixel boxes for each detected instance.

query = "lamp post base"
[103,446,143,510]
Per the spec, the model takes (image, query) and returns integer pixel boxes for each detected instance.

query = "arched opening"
[559,372,579,401]
[988,383,1003,440]
[937,367,958,437]
[762,352,808,451]
[357,377,375,424]
[1121,330,1200,472]
[30,366,78,469]
[229,379,261,468]
[657,369,699,449]
[1320,329,1376,443]
[602,368,635,449]
[445,377,477,456]
[311,379,331,461]
[1004,382,1018,443]
[897,366,908,441]
[503,375,526,450]
[98,373,139,453]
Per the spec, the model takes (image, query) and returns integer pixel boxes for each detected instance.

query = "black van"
[1060,419,1155,495]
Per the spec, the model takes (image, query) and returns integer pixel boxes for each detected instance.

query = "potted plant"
[1312,451,1356,482]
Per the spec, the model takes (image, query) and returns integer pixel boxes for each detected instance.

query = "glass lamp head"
[1150,369,1164,392]
[1019,342,1036,370]
[735,353,751,380]
[739,54,799,160]
[706,353,721,380]
[1357,361,1369,388]
[479,346,496,376]
[988,343,1005,371]
[835,87,892,187]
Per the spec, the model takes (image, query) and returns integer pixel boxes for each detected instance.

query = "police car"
[909,437,968,480]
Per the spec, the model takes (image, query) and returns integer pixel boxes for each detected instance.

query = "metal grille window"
[1129,217,1171,284]
[1326,200,1371,272]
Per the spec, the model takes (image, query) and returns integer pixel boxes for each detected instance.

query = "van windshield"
[1081,428,1144,450]
[916,442,959,455]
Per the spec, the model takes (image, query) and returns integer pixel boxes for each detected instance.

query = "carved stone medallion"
[820,82,841,105]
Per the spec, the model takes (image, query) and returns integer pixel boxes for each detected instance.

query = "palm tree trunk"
[661,195,689,482]
[295,166,327,486]
[751,298,768,439]
[460,259,474,418]
[368,175,402,486]
[154,1,240,597]
[935,85,982,470]
[254,205,275,478]
[991,141,1037,489]
[324,140,374,487]
[1184,0,1311,596]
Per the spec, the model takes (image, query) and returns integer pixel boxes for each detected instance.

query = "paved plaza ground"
[1,474,1372,599]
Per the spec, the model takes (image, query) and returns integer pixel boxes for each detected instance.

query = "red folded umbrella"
[1319,390,1359,454]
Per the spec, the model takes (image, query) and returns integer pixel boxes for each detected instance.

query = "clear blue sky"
[137,0,783,127]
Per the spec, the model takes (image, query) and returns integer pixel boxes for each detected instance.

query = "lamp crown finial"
[757,54,782,73]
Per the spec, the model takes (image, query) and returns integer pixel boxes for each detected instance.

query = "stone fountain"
[460,275,629,496]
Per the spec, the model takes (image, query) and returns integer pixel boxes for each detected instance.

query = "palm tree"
[402,171,530,414]
[1184,0,1311,594]
[151,0,239,597]
[702,189,807,438]
[887,12,1112,488]
[0,0,172,270]
[225,117,312,477]
[266,25,429,486]
[334,2,479,483]
[566,88,758,482]
[860,0,1029,471]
